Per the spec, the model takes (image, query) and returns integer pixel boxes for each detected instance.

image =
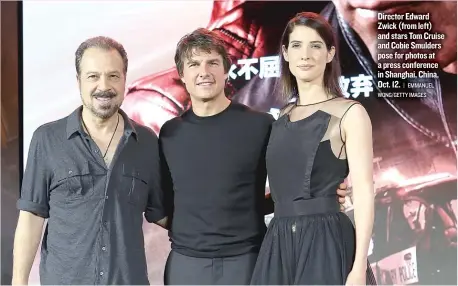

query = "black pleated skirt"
[250,212,377,285]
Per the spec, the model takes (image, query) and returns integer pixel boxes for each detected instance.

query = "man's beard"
[83,90,120,120]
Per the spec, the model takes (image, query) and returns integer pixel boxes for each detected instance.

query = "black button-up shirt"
[17,106,165,285]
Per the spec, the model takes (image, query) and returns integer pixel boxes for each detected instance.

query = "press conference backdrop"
[22,1,457,285]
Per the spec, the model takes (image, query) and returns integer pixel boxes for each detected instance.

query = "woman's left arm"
[343,103,375,272]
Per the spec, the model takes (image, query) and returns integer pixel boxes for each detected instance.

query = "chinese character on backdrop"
[259,56,280,79]
[237,58,259,80]
[340,74,373,99]
[228,56,282,81]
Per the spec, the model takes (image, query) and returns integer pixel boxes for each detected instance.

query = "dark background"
[1,2,21,285]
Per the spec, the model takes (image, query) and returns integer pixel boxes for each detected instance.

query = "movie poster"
[23,1,456,285]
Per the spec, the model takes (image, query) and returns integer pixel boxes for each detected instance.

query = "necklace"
[82,114,120,158]
[295,97,338,106]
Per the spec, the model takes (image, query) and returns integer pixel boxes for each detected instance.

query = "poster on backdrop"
[22,0,457,285]
[370,246,419,285]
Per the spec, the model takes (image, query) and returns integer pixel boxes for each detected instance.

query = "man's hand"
[337,182,348,211]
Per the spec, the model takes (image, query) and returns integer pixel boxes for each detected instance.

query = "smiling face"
[180,48,228,103]
[282,25,335,85]
[78,47,126,119]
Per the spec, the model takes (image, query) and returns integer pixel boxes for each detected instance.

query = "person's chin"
[192,90,218,101]
[199,95,219,102]
[96,104,118,116]
[294,72,316,82]
[95,106,115,117]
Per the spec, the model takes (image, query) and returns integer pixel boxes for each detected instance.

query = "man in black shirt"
[158,28,348,285]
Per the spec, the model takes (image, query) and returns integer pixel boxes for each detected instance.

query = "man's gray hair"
[75,36,128,76]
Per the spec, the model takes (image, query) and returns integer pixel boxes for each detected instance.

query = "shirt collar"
[66,106,138,140]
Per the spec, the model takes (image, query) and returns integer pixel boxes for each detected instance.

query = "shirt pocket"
[54,161,95,201]
[122,166,149,210]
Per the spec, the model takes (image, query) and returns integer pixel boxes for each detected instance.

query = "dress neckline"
[294,96,339,107]
[285,109,327,124]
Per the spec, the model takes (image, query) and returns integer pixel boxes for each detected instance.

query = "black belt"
[274,197,340,217]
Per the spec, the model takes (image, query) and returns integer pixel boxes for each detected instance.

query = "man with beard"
[12,36,166,285]
[122,0,457,284]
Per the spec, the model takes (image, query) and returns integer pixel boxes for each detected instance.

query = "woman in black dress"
[250,12,377,285]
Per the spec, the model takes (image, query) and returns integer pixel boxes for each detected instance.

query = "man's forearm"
[12,211,45,285]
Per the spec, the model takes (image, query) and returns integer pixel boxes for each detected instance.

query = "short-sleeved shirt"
[17,106,165,285]
[159,101,274,258]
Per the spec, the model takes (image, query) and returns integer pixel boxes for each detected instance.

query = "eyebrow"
[290,40,324,44]
[186,58,221,64]
[85,71,121,74]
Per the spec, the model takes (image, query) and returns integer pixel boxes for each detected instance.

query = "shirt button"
[102,246,106,251]
[105,196,109,199]
[99,271,104,276]
[68,170,72,175]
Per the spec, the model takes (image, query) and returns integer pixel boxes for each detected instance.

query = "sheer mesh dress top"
[250,97,377,285]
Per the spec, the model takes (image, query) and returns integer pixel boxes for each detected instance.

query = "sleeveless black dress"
[250,100,377,285]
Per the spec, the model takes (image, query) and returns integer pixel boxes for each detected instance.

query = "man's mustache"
[92,90,116,98]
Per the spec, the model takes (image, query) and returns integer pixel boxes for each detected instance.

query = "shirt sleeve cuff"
[144,208,165,223]
[17,199,49,218]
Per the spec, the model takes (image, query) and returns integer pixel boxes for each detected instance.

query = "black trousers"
[164,250,259,285]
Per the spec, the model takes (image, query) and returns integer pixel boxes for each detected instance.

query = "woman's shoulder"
[330,96,360,107]
[325,97,366,119]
